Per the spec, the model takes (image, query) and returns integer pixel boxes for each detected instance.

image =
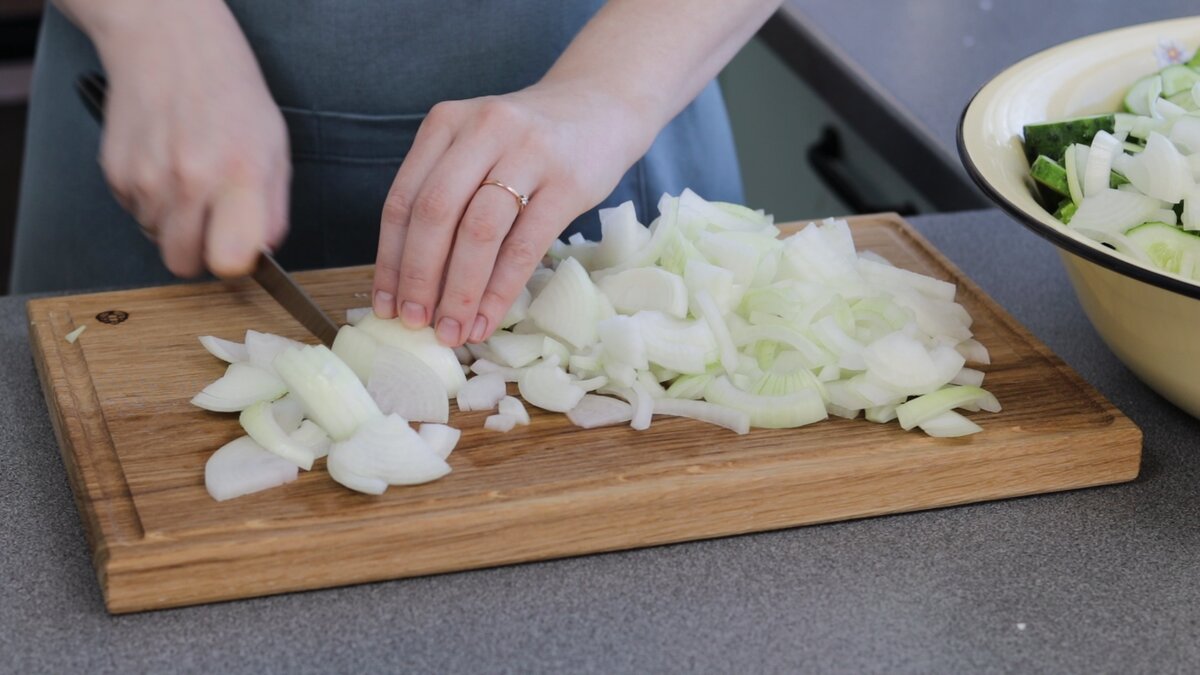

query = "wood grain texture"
[26,214,1142,613]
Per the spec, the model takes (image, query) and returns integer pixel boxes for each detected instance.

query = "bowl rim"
[956,17,1200,302]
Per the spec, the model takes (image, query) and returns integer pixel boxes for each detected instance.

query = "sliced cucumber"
[1022,114,1115,163]
[1167,89,1199,111]
[1030,155,1070,197]
[1125,222,1200,278]
[1160,64,1200,97]
[1124,74,1162,116]
[1053,199,1078,224]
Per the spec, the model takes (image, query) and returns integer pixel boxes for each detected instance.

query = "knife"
[75,71,341,347]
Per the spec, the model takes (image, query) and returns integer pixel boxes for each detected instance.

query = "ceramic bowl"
[959,16,1200,419]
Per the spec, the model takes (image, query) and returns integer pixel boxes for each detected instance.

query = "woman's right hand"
[73,0,290,277]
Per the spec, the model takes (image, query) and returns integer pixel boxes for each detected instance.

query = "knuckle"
[129,163,164,199]
[381,191,413,226]
[460,213,502,244]
[478,98,520,127]
[413,186,453,224]
[399,267,435,291]
[440,285,477,311]
[502,236,543,268]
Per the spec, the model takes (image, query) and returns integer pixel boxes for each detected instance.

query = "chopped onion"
[597,267,688,318]
[518,359,585,412]
[327,414,450,494]
[704,376,827,429]
[484,414,517,432]
[345,307,372,326]
[355,315,466,396]
[592,201,651,270]
[191,362,287,412]
[918,410,983,438]
[273,345,382,440]
[693,290,738,374]
[331,325,379,384]
[500,287,531,329]
[470,358,526,382]
[418,423,461,460]
[652,398,749,434]
[950,367,986,387]
[239,399,325,470]
[486,332,545,368]
[368,346,450,423]
[635,311,718,374]
[566,394,633,428]
[498,396,530,425]
[199,335,246,363]
[64,325,87,344]
[456,373,508,412]
[245,330,305,373]
[527,256,602,349]
[895,385,1000,431]
[205,436,299,501]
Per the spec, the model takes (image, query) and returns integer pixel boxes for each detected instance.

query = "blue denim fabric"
[12,3,743,292]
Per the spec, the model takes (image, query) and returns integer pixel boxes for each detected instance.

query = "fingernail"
[468,314,488,343]
[373,290,395,319]
[400,301,427,328]
[435,316,461,346]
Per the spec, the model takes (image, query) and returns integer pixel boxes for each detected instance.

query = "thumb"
[205,184,270,277]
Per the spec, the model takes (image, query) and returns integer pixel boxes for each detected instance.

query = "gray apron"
[12,2,743,293]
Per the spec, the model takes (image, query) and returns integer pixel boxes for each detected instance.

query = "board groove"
[26,214,1141,613]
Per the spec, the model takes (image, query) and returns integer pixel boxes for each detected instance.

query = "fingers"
[372,105,457,319]
[473,188,573,343]
[156,197,206,277]
[431,169,531,346]
[205,184,271,277]
[392,134,501,330]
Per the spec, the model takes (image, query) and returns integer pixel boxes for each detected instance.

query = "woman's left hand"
[371,82,651,347]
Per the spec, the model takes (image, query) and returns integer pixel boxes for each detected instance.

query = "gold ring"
[480,179,530,212]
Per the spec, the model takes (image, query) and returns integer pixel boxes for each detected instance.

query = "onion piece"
[591,200,651,270]
[345,307,372,326]
[273,345,382,440]
[470,358,526,382]
[355,315,466,396]
[418,423,461,460]
[895,385,999,431]
[567,394,633,428]
[205,436,299,502]
[456,373,508,412]
[955,338,991,365]
[527,256,603,349]
[271,395,305,432]
[518,359,586,412]
[629,383,654,430]
[368,346,450,423]
[291,420,332,459]
[191,362,288,413]
[245,330,306,373]
[950,367,986,387]
[652,398,749,434]
[331,325,379,384]
[918,410,983,438]
[327,414,450,494]
[693,290,739,374]
[484,414,517,432]
[635,311,718,374]
[498,396,530,425]
[705,376,827,429]
[239,399,323,470]
[486,332,545,368]
[500,287,532,329]
[199,335,247,363]
[64,325,87,344]
[597,267,689,318]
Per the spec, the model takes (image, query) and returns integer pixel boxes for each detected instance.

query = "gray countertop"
[777,0,1199,209]
[4,209,1199,673]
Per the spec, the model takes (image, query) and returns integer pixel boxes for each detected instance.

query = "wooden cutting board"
[27,214,1141,614]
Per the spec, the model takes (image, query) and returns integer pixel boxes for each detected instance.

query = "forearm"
[541,0,781,146]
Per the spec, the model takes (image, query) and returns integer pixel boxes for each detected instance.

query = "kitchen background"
[0,2,930,295]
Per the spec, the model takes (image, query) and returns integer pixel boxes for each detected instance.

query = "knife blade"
[75,71,341,346]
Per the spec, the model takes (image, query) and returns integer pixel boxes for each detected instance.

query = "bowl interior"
[960,17,1200,296]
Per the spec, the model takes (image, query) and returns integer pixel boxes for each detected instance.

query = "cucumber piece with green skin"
[1053,199,1078,224]
[1160,64,1200,97]
[1123,74,1162,115]
[1125,222,1200,278]
[1188,49,1200,69]
[1022,114,1115,163]
[1030,155,1070,197]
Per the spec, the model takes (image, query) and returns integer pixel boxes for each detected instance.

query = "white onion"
[327,414,450,494]
[418,423,461,460]
[368,346,450,423]
[498,396,530,425]
[191,362,287,413]
[199,335,248,363]
[566,394,633,429]
[652,398,749,434]
[205,436,299,501]
[456,373,508,412]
